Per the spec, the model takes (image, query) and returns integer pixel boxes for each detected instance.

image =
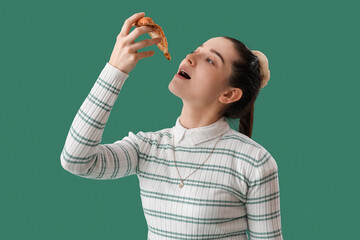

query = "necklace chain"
[172,132,226,189]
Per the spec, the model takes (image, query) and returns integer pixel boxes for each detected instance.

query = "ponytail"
[221,36,269,139]
[239,102,254,138]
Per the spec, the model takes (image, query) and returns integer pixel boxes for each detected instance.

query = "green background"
[1,0,359,239]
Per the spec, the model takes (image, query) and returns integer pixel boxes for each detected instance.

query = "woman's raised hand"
[108,12,162,75]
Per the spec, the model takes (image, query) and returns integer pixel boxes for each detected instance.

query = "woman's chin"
[168,80,178,95]
[168,80,186,98]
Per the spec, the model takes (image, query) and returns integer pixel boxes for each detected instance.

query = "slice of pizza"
[132,17,171,60]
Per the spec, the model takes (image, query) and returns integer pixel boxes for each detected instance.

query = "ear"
[219,88,243,104]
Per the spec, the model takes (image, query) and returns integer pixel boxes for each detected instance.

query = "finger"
[129,37,162,52]
[119,12,145,37]
[127,25,155,43]
[135,50,155,60]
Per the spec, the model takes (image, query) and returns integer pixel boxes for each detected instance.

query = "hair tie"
[251,50,270,89]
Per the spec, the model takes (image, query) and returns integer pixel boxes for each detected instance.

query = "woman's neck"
[179,103,223,129]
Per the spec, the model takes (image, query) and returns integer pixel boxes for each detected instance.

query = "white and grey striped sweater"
[60,62,283,240]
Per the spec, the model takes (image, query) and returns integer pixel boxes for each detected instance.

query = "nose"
[186,53,196,66]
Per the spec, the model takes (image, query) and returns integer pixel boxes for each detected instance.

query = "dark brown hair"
[221,36,262,138]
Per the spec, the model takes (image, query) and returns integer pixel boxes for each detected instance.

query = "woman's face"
[169,37,240,108]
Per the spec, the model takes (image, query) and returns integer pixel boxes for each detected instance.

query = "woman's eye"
[189,50,215,65]
[206,58,214,65]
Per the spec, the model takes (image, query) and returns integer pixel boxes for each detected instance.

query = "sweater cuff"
[98,62,129,87]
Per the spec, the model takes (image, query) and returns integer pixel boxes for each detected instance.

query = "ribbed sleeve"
[245,148,283,239]
[60,62,141,180]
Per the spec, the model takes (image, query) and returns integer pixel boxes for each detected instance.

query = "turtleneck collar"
[172,116,231,145]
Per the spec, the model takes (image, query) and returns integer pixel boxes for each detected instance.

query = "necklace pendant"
[179,181,184,189]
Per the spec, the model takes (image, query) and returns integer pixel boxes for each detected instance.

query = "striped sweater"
[60,62,283,240]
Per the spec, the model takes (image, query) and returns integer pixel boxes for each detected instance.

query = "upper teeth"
[181,69,187,75]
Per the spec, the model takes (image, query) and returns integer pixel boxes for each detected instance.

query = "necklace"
[172,131,226,189]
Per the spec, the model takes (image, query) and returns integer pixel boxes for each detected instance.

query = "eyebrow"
[199,44,225,65]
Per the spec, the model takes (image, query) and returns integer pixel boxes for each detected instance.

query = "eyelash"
[190,50,215,65]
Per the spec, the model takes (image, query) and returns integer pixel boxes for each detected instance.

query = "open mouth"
[177,69,191,79]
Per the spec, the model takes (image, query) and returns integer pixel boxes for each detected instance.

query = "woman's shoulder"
[225,129,279,172]
[128,127,173,143]
[224,128,276,159]
[225,128,263,150]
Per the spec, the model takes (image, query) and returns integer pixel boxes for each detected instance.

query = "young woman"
[60,12,283,240]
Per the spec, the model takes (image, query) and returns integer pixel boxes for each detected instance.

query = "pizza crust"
[132,17,171,60]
